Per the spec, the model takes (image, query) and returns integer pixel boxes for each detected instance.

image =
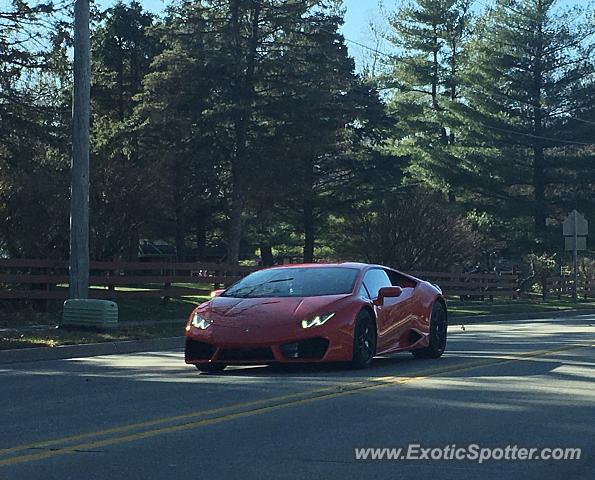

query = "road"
[1,316,594,480]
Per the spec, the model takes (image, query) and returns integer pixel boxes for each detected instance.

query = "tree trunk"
[533,146,546,240]
[260,244,274,266]
[195,214,206,261]
[127,226,139,261]
[175,204,185,262]
[117,39,124,121]
[226,0,261,264]
[532,9,547,242]
[302,153,315,263]
[432,27,447,144]
[227,176,243,264]
[303,204,315,263]
[449,37,458,145]
[431,27,439,111]
[173,163,185,262]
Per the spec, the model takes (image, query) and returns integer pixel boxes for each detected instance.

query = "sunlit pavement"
[1,316,594,480]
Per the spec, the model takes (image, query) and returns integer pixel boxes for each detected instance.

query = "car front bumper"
[184,323,354,365]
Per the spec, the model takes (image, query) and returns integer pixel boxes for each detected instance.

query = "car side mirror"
[210,289,225,298]
[373,286,403,306]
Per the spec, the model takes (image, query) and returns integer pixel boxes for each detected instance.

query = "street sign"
[565,236,587,251]
[563,210,588,236]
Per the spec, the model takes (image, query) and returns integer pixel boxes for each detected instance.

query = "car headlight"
[191,312,212,330]
[301,313,335,329]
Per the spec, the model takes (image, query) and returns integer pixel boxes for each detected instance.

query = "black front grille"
[281,338,329,360]
[185,338,215,361]
[297,338,329,359]
[219,347,275,362]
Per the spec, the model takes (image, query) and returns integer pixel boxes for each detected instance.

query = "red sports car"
[185,263,447,372]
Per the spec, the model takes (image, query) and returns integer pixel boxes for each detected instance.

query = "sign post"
[563,210,588,302]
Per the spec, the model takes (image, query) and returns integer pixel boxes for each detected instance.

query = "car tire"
[412,301,447,359]
[351,310,377,369]
[195,363,227,374]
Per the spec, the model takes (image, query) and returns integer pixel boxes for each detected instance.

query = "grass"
[0,296,209,328]
[0,323,184,350]
[1,295,593,351]
[118,296,209,322]
[0,295,209,350]
[448,299,595,317]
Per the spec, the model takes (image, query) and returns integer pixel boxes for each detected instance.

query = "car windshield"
[221,267,359,298]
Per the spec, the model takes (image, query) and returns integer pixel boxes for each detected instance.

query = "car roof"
[264,262,373,270]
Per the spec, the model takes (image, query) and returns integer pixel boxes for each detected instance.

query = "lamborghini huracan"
[185,263,447,372]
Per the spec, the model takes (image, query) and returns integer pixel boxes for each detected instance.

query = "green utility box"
[62,299,119,328]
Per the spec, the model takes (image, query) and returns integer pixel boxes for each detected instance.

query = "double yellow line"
[1,343,591,468]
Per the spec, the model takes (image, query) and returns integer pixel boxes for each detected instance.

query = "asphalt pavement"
[1,315,594,480]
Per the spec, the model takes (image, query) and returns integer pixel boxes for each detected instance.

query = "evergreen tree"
[135,0,227,261]
[250,5,361,262]
[90,1,160,260]
[386,0,471,197]
[0,1,70,258]
[449,0,595,251]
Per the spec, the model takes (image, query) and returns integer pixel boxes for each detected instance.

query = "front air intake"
[281,338,329,360]
[185,339,215,361]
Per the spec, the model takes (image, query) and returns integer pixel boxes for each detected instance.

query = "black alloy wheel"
[412,301,447,359]
[351,310,377,368]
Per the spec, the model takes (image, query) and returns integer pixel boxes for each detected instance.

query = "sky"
[94,0,582,69]
[93,0,400,67]
[95,0,392,39]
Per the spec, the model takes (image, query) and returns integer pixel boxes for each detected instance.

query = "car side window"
[362,269,392,300]
[386,269,417,289]
[359,282,370,299]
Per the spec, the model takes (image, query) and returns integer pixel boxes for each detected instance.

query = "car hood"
[197,294,351,326]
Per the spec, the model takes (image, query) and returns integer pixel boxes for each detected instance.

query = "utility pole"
[70,0,90,299]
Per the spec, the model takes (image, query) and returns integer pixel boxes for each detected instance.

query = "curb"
[0,336,185,365]
[451,308,595,325]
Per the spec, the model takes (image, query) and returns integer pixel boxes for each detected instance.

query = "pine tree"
[449,0,595,251]
[90,1,160,260]
[251,6,362,262]
[134,0,226,261]
[0,1,70,258]
[386,0,471,197]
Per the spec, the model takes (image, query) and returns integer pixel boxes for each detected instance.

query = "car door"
[361,268,405,352]
[384,269,420,350]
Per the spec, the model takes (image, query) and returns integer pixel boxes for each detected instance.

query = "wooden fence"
[409,271,519,300]
[0,259,256,301]
[1,259,592,302]
[546,275,595,300]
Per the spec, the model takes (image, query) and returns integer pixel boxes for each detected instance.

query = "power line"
[343,36,395,59]
[486,124,595,147]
